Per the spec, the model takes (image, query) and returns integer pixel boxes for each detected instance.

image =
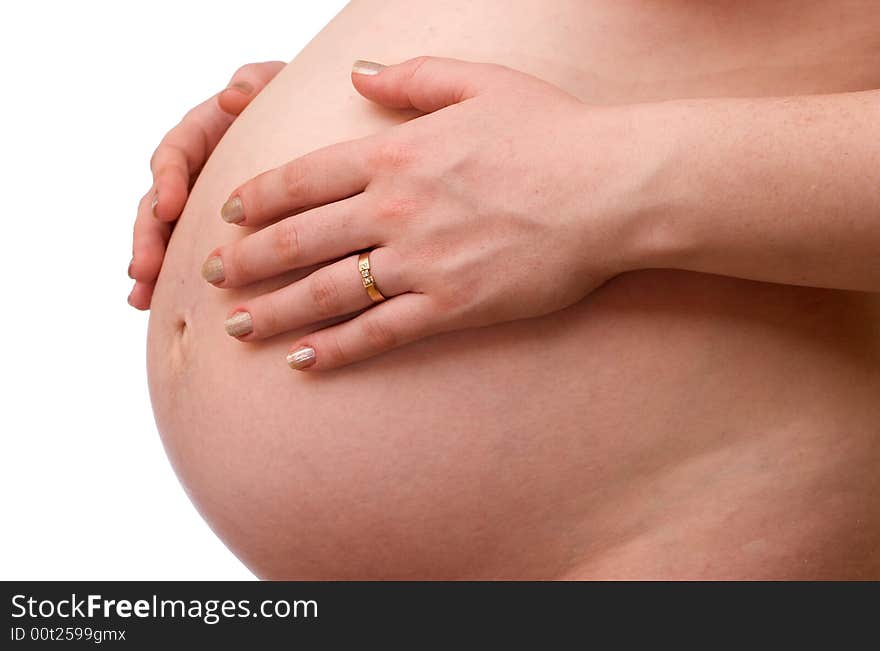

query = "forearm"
[634,90,880,292]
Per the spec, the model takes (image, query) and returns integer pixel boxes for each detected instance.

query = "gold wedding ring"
[358,251,386,303]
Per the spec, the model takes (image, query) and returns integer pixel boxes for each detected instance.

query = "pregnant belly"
[146,2,880,579]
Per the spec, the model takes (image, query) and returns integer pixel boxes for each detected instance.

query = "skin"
[203,59,642,368]
[138,0,880,579]
[128,61,285,309]
[134,57,880,370]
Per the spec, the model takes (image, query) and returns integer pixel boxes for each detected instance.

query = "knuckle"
[431,289,460,316]
[406,56,431,79]
[259,298,282,335]
[308,273,342,318]
[151,142,188,179]
[414,254,460,312]
[324,330,349,367]
[424,289,465,329]
[272,221,300,265]
[371,139,419,172]
[361,316,398,351]
[375,195,418,223]
[228,245,253,281]
[241,173,266,215]
[379,246,411,285]
[232,63,254,80]
[408,55,431,67]
[427,300,456,335]
[181,103,201,123]
[281,160,312,199]
[149,148,160,171]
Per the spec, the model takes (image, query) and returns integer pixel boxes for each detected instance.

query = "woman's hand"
[128,60,285,309]
[204,57,661,370]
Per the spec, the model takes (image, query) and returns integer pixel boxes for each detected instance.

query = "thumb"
[350,56,508,113]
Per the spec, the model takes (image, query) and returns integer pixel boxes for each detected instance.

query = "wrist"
[611,98,702,273]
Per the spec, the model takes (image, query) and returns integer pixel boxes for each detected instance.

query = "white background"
[0,0,348,579]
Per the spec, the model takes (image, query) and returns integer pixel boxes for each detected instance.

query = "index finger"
[149,93,239,221]
[221,138,373,227]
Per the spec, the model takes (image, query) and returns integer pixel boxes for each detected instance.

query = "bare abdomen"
[147,0,880,579]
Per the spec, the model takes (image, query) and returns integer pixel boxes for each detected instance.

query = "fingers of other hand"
[127,280,156,311]
[130,60,286,308]
[217,61,285,115]
[220,139,371,227]
[129,189,172,309]
[148,99,229,224]
[224,247,410,341]
[148,61,284,225]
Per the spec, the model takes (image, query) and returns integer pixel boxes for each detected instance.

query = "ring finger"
[223,246,409,340]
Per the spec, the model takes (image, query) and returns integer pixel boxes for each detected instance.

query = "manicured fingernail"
[201,256,225,284]
[352,60,386,76]
[127,258,134,279]
[228,81,253,95]
[287,346,316,370]
[224,311,253,337]
[151,193,159,217]
[221,196,244,223]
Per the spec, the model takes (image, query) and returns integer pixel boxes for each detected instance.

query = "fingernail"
[287,346,316,370]
[352,60,386,76]
[228,81,253,95]
[127,258,134,279]
[151,193,159,217]
[201,256,225,284]
[221,196,244,223]
[224,311,253,338]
